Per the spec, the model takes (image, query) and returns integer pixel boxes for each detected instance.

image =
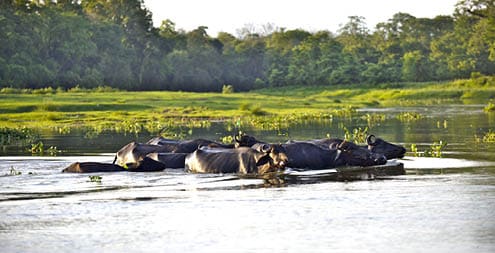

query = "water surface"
[1,105,495,252]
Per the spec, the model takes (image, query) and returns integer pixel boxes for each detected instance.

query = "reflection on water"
[1,105,495,252]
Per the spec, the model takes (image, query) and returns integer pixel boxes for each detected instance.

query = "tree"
[456,0,495,73]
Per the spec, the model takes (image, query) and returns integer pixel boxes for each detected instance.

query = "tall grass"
[0,77,494,133]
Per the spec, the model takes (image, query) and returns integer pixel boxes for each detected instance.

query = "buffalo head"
[235,134,261,148]
[253,143,288,174]
[367,135,406,159]
[336,140,387,167]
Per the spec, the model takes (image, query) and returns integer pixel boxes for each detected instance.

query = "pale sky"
[143,0,459,36]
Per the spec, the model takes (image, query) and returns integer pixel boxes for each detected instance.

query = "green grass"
[0,78,494,134]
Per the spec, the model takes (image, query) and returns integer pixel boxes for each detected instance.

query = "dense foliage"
[0,0,494,91]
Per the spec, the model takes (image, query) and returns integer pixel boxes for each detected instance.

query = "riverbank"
[0,77,494,135]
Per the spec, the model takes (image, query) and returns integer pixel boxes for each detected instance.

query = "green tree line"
[0,0,494,91]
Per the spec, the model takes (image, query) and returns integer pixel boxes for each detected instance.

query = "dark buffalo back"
[281,142,340,170]
[147,152,187,168]
[185,146,285,174]
[113,142,177,165]
[63,158,166,173]
[147,137,234,153]
[63,162,125,173]
[309,138,387,165]
[282,140,386,169]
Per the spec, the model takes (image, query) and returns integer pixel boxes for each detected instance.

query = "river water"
[1,105,495,252]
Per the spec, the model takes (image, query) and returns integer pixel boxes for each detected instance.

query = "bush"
[222,84,234,94]
[484,102,495,112]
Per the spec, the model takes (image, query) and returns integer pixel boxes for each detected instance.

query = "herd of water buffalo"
[63,134,407,175]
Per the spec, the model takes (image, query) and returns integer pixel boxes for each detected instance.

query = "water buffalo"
[63,157,166,173]
[185,144,288,174]
[63,162,125,173]
[146,137,234,152]
[113,142,175,166]
[238,134,386,169]
[146,152,187,168]
[280,140,386,170]
[309,135,406,159]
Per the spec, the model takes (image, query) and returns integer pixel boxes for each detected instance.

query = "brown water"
[1,105,495,252]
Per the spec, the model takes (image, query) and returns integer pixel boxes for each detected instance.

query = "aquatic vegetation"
[9,167,22,176]
[484,102,495,112]
[476,130,495,143]
[0,127,38,145]
[1,79,494,135]
[425,141,447,158]
[29,141,59,156]
[483,131,495,143]
[436,120,448,129]
[332,106,357,117]
[411,141,447,157]
[342,126,369,144]
[88,175,102,183]
[397,112,423,122]
[220,135,234,144]
[362,113,386,127]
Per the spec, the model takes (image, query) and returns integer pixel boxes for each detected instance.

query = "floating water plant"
[9,167,22,176]
[483,131,495,143]
[397,112,423,122]
[362,113,386,127]
[484,102,495,112]
[411,141,447,157]
[29,141,59,156]
[342,126,369,144]
[88,175,102,183]
[476,130,495,143]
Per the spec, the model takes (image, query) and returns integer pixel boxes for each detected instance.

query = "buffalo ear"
[367,135,376,146]
[338,141,349,152]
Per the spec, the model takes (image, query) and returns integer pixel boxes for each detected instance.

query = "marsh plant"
[397,112,423,122]
[29,141,59,156]
[476,130,495,143]
[342,126,369,144]
[411,141,447,158]
[484,102,495,112]
[88,175,102,183]
[9,167,22,176]
[0,127,38,145]
[332,106,357,117]
[362,113,387,127]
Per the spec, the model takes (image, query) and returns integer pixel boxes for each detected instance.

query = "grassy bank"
[0,78,494,136]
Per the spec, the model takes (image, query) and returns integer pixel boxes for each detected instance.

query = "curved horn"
[338,140,348,151]
[261,144,271,153]
[367,135,376,145]
[234,134,241,143]
[329,142,340,150]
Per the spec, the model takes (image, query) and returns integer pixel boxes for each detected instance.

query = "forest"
[0,0,494,92]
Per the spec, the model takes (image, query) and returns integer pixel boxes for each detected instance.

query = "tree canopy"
[0,0,494,91]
